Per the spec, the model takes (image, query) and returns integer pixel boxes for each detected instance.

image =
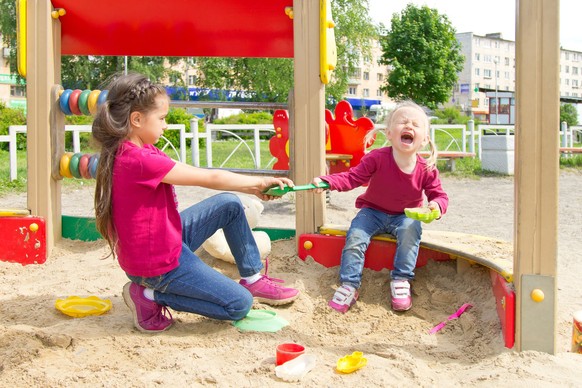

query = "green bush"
[213,111,273,125]
[211,112,274,140]
[0,102,26,151]
[162,108,204,150]
[432,106,480,125]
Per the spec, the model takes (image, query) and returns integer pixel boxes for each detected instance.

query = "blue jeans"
[339,207,422,289]
[127,193,262,321]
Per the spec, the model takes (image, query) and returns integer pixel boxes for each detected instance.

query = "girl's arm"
[162,161,293,200]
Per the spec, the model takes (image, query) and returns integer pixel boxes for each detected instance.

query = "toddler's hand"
[427,201,442,220]
[310,178,327,194]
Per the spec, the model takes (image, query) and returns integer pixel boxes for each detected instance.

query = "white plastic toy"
[202,195,271,263]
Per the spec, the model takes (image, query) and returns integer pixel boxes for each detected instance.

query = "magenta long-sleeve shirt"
[320,147,448,216]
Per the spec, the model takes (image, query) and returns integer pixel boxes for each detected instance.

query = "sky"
[368,0,582,52]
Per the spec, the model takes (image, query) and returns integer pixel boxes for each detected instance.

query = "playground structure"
[11,0,562,353]
[268,99,375,173]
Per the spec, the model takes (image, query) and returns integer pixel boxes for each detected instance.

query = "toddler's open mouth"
[401,133,414,144]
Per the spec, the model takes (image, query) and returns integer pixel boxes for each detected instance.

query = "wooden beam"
[514,0,559,353]
[27,0,62,252]
[292,0,326,238]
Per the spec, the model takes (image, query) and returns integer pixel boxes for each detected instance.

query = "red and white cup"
[276,343,305,366]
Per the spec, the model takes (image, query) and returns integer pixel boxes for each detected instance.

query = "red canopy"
[51,0,294,58]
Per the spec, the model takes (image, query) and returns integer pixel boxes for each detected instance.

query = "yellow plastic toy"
[336,351,367,374]
[55,296,112,318]
[404,207,441,224]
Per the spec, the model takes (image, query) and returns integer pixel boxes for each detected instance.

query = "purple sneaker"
[240,275,299,305]
[390,280,412,311]
[122,282,174,333]
[239,261,299,305]
[328,284,358,313]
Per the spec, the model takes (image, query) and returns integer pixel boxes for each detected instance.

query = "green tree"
[60,56,180,90]
[378,4,464,110]
[1,0,376,107]
[195,58,294,103]
[0,0,23,84]
[0,101,26,150]
[433,106,471,125]
[195,0,377,107]
[560,103,579,127]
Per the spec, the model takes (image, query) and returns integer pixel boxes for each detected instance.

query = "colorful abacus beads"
[59,90,73,116]
[78,154,92,179]
[59,153,99,179]
[78,90,92,116]
[59,152,74,178]
[68,89,83,115]
[69,153,83,178]
[88,154,99,178]
[59,89,108,116]
[87,90,101,115]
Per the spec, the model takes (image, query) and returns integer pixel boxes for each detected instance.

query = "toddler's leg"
[388,215,422,280]
[386,215,421,312]
[339,208,384,288]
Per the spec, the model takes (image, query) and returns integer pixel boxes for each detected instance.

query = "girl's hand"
[255,177,294,201]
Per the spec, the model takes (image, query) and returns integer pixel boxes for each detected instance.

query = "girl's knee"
[226,291,253,321]
[214,193,245,215]
[217,192,242,206]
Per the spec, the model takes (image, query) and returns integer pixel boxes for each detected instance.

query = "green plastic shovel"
[263,181,330,196]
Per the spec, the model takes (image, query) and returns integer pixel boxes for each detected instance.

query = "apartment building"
[0,38,26,112]
[455,32,582,123]
[344,39,394,118]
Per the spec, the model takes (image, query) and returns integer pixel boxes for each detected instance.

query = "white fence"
[561,124,582,147]
[372,123,475,155]
[188,119,276,169]
[3,120,581,180]
[4,124,185,181]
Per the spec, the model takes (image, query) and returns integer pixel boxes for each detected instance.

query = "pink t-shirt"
[320,147,449,216]
[112,141,181,277]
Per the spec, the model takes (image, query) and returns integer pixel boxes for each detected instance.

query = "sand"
[1,171,582,386]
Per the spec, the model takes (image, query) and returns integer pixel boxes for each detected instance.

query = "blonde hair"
[364,100,438,170]
[92,73,168,257]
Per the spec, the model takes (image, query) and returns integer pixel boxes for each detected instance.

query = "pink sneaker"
[122,282,174,333]
[390,280,412,311]
[240,262,299,305]
[328,284,358,313]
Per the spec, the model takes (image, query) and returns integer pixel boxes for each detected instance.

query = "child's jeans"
[339,207,422,289]
[127,193,262,321]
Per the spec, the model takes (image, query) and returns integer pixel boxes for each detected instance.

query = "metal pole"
[124,56,128,75]
[494,58,499,124]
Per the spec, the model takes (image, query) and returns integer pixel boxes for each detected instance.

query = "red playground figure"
[269,110,290,170]
[325,100,375,173]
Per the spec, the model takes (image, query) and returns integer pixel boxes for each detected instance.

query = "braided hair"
[92,73,168,257]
